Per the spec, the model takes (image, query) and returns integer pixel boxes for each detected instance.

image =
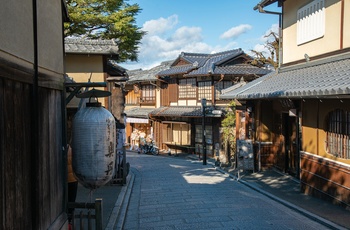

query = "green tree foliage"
[221,100,236,161]
[64,0,146,62]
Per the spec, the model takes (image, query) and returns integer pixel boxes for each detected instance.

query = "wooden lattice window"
[179,78,196,98]
[141,85,155,103]
[325,109,350,159]
[198,81,212,100]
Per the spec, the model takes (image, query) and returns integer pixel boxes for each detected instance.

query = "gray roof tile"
[157,49,270,77]
[220,53,350,99]
[125,107,156,118]
[150,106,226,118]
[126,60,173,83]
[65,38,118,55]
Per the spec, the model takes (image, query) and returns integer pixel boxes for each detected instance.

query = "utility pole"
[201,98,207,165]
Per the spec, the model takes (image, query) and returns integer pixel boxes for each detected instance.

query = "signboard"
[126,117,149,124]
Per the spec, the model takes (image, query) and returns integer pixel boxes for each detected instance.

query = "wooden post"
[95,198,103,230]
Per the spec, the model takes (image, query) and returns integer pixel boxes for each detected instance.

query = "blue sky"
[121,0,281,70]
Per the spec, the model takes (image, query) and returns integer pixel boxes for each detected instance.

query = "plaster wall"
[0,0,65,76]
[283,0,347,64]
[302,99,350,165]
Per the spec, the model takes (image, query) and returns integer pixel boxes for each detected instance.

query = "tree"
[220,100,236,166]
[248,31,280,70]
[64,0,146,62]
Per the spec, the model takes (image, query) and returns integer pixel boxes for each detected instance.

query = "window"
[179,78,196,98]
[195,125,213,154]
[141,85,155,103]
[325,109,350,159]
[215,81,233,100]
[198,81,212,100]
[297,0,325,45]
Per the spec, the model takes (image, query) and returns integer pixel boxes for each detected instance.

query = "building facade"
[221,0,350,207]
[153,49,270,157]
[0,1,69,229]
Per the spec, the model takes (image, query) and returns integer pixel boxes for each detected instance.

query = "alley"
[123,152,333,230]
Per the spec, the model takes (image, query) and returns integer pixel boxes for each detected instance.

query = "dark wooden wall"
[301,152,350,207]
[0,78,65,229]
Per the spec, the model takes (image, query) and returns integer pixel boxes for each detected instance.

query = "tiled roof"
[157,64,195,76]
[195,64,271,76]
[126,60,173,84]
[106,60,128,77]
[150,106,202,117]
[125,107,156,119]
[150,106,226,118]
[253,0,278,10]
[65,38,118,55]
[220,53,350,99]
[157,49,248,77]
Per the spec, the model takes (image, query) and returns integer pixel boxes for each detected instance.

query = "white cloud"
[124,25,213,70]
[142,15,178,35]
[121,20,275,71]
[260,23,279,43]
[220,24,252,40]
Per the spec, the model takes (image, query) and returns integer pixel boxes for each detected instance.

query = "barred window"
[141,85,155,103]
[215,81,233,99]
[179,78,196,98]
[198,81,212,100]
[325,109,350,159]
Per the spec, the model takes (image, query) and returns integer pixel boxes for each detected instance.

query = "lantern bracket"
[65,82,107,105]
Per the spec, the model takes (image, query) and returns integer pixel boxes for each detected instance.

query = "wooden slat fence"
[68,198,103,230]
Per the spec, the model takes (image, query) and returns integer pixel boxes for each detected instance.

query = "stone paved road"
[124,152,332,230]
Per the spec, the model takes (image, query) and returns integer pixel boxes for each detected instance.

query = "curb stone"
[213,166,347,230]
[105,172,135,230]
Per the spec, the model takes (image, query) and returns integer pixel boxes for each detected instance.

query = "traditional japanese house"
[153,49,271,157]
[124,60,172,147]
[221,0,350,207]
[0,1,69,229]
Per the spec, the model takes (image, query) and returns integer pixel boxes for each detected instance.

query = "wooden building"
[0,1,69,229]
[153,50,271,157]
[124,61,173,148]
[221,0,350,207]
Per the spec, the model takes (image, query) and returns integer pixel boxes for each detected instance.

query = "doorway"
[282,113,299,177]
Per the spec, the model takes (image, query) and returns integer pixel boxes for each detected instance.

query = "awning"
[126,117,149,124]
[220,53,350,100]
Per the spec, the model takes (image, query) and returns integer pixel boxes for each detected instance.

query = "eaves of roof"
[149,106,226,118]
[127,60,173,83]
[125,107,156,119]
[220,53,350,100]
[65,38,118,55]
[157,64,196,77]
[253,0,279,10]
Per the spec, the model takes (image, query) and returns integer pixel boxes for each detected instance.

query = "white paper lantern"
[72,103,116,189]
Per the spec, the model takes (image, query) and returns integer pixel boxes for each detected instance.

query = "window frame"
[325,109,350,159]
[140,84,156,104]
[178,78,196,99]
[198,81,212,101]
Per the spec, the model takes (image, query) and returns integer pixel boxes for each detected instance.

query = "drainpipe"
[256,5,283,68]
[31,0,39,228]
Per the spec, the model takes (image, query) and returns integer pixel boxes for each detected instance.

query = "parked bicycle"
[138,137,159,155]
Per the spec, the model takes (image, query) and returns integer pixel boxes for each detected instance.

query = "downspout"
[340,0,344,49]
[256,5,283,68]
[31,0,39,228]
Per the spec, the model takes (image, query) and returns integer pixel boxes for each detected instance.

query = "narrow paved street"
[123,152,332,230]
